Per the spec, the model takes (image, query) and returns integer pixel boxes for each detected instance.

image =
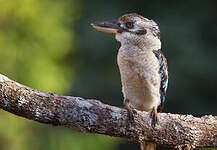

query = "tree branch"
[0,73,216,149]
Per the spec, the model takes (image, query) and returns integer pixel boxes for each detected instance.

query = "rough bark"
[0,73,216,149]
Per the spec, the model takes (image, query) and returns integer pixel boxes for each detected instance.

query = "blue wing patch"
[153,49,168,109]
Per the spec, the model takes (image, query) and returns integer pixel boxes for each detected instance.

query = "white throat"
[115,33,161,51]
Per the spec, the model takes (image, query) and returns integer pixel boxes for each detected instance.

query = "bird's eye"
[125,22,134,29]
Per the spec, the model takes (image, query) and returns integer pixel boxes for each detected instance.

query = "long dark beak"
[91,21,122,34]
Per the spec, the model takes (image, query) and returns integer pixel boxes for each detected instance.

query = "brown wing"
[153,49,168,111]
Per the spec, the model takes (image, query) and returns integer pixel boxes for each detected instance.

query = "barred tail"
[140,142,156,150]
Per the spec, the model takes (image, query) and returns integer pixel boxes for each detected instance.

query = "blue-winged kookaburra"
[91,13,168,150]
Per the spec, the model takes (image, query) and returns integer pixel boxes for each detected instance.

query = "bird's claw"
[124,99,135,123]
[151,106,158,126]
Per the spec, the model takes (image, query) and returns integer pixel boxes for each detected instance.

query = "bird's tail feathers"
[140,142,156,150]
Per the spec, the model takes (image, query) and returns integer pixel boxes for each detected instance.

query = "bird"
[91,13,168,150]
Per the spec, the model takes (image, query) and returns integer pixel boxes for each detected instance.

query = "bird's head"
[91,13,161,50]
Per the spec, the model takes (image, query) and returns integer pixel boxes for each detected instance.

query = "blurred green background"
[0,0,216,150]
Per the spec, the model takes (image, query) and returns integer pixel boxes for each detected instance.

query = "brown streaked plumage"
[91,13,168,150]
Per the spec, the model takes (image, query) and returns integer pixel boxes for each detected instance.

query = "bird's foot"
[124,99,135,123]
[151,106,158,127]
[177,143,194,150]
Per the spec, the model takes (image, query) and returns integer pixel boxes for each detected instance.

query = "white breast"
[117,45,161,112]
